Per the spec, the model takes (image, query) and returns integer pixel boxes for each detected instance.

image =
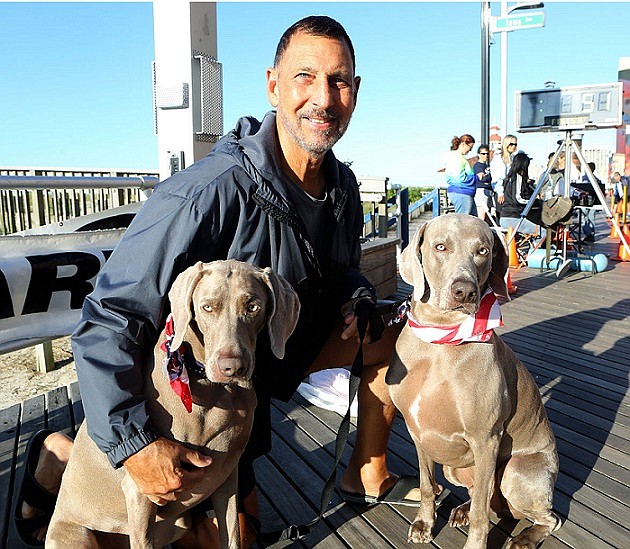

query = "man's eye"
[332,77,350,89]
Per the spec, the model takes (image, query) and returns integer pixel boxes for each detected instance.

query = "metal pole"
[501,0,508,137]
[0,175,158,191]
[481,1,491,145]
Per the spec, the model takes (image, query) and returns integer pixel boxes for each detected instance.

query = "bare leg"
[21,432,73,542]
[174,489,259,549]
[306,318,402,497]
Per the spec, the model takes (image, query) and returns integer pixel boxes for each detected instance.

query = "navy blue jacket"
[72,111,372,467]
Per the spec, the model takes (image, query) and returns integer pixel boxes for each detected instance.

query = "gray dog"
[47,260,300,548]
[387,214,560,549]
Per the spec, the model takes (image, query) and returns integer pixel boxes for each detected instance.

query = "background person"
[499,152,545,239]
[490,134,519,216]
[444,134,477,215]
[547,151,566,197]
[473,144,494,224]
[572,162,605,241]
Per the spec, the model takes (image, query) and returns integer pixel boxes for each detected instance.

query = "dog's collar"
[160,313,206,413]
[396,288,503,345]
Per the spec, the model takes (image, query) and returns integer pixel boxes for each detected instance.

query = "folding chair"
[514,226,544,268]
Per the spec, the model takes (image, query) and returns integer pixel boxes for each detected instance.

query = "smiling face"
[266,31,360,162]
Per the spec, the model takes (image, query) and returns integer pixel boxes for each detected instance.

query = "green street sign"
[492,11,545,32]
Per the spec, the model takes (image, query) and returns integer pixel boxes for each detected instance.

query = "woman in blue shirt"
[445,134,477,215]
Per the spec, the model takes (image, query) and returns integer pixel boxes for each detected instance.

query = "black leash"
[257,299,381,546]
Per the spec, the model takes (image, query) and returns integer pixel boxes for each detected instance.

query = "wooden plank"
[45,386,73,437]
[254,451,343,548]
[69,381,85,435]
[6,395,45,548]
[0,404,20,549]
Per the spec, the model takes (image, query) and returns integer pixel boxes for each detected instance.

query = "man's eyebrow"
[329,69,353,79]
[291,64,352,77]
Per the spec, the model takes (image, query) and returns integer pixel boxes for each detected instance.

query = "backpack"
[541,196,573,228]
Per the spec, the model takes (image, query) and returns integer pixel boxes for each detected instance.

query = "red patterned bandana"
[160,313,205,412]
[406,288,503,345]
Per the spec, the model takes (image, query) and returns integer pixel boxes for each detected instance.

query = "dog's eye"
[435,244,446,252]
[247,303,260,314]
[478,247,490,256]
[202,304,214,313]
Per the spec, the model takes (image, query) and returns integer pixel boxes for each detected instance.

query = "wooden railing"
[0,168,158,235]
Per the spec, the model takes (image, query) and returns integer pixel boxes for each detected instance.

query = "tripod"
[510,131,630,276]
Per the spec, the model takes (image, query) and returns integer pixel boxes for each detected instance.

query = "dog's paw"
[407,520,434,544]
[448,501,470,527]
[505,520,560,549]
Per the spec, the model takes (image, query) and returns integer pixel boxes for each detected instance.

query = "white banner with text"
[0,230,125,353]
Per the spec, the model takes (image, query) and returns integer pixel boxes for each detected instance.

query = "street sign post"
[492,11,545,33]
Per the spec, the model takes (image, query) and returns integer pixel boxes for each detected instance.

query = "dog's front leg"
[210,468,240,549]
[122,472,158,549]
[463,436,500,549]
[408,447,437,544]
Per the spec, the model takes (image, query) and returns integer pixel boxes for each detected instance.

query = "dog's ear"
[488,228,510,301]
[400,222,427,301]
[168,262,205,350]
[260,268,301,359]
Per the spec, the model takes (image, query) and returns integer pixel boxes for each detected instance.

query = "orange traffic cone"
[610,213,620,238]
[612,224,630,261]
[507,227,519,268]
[507,271,518,294]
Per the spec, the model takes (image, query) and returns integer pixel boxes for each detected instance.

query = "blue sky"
[1,1,628,186]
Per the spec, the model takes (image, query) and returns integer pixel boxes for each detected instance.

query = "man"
[17,16,410,548]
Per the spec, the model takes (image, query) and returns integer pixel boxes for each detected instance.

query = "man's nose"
[311,78,335,109]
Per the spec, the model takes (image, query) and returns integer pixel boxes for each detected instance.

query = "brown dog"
[47,260,300,548]
[387,214,560,549]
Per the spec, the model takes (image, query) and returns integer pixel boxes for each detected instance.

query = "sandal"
[13,429,57,548]
[340,474,451,508]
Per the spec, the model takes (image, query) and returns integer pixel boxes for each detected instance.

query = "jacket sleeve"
[71,187,214,468]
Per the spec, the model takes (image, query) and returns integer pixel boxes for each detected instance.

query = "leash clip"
[287,524,310,540]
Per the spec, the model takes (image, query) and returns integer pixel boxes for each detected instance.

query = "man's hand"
[341,313,372,344]
[123,436,213,505]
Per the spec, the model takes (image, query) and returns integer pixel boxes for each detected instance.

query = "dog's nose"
[451,279,478,304]
[216,354,244,378]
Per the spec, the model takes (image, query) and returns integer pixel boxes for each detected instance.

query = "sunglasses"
[508,143,518,147]
[479,151,488,155]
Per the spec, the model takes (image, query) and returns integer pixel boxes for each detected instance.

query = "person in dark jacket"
[18,16,409,548]
[499,152,545,238]
[473,144,494,223]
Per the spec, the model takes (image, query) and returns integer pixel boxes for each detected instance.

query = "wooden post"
[35,341,56,373]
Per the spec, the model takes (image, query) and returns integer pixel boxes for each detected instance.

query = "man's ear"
[266,67,279,107]
[353,75,361,105]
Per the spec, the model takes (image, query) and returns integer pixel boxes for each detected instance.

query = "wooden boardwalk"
[1,222,629,548]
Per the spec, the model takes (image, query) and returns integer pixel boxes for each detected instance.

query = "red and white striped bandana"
[406,288,503,345]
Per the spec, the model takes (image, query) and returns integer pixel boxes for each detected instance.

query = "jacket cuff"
[106,429,158,469]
